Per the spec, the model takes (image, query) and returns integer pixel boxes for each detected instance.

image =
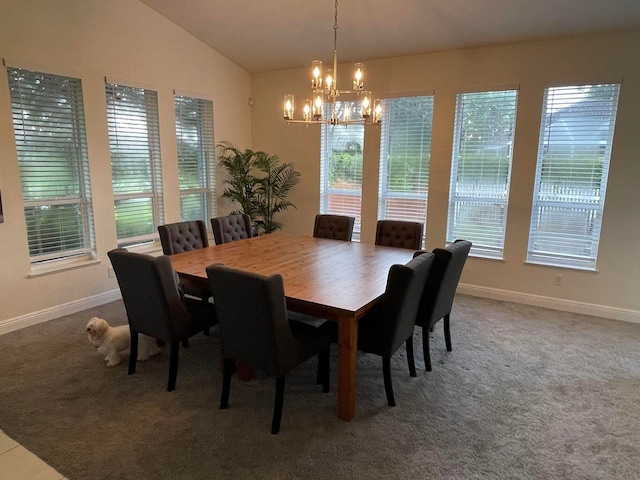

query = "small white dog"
[86,317,160,367]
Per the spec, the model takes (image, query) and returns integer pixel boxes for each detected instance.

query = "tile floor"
[0,429,67,480]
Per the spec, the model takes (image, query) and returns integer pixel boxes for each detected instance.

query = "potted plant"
[217,141,301,234]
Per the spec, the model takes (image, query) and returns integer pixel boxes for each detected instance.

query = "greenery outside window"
[527,83,620,270]
[7,67,95,265]
[106,81,163,247]
[320,101,364,241]
[378,95,433,245]
[447,89,518,258]
[174,95,215,222]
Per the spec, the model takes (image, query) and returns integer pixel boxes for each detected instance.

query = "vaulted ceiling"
[140,0,640,73]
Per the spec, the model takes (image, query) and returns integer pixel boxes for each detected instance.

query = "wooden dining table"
[169,232,415,421]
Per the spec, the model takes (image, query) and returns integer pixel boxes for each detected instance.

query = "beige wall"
[0,0,252,323]
[251,30,640,318]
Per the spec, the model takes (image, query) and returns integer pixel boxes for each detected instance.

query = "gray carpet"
[1,295,639,480]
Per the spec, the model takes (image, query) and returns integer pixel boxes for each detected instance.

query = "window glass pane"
[106,82,163,246]
[174,95,215,222]
[320,102,364,240]
[7,67,94,263]
[447,90,518,258]
[527,83,620,269]
[378,96,433,245]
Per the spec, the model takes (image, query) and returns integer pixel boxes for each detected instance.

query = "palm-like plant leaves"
[217,142,301,234]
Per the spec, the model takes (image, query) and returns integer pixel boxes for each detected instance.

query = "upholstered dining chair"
[206,264,331,434]
[108,248,216,391]
[324,252,434,407]
[210,213,253,245]
[313,214,355,241]
[410,239,472,371]
[375,220,424,250]
[158,220,211,299]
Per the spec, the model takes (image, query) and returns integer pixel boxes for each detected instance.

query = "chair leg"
[272,376,285,434]
[423,327,432,372]
[317,348,330,393]
[167,342,179,392]
[444,314,452,352]
[128,331,139,375]
[406,334,417,377]
[220,358,234,409]
[382,356,395,407]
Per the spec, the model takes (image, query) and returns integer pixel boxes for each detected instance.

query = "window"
[174,94,215,222]
[378,96,433,243]
[320,101,364,240]
[447,89,518,258]
[7,67,95,264]
[527,83,620,269]
[106,81,163,246]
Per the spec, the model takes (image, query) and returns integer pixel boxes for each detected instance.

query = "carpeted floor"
[0,295,639,480]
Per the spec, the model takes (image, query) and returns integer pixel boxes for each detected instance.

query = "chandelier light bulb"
[353,63,364,90]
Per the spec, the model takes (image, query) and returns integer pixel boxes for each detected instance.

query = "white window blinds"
[7,67,95,264]
[447,89,518,258]
[106,82,163,246]
[378,96,433,243]
[320,101,364,241]
[174,95,215,222]
[527,83,620,270]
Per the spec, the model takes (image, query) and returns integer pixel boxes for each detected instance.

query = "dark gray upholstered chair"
[410,239,472,371]
[108,248,216,391]
[206,265,331,434]
[158,220,211,300]
[313,214,355,241]
[375,220,424,250]
[210,214,253,245]
[158,220,209,254]
[325,252,434,407]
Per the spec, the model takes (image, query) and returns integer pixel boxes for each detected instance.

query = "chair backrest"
[158,220,209,255]
[375,220,424,250]
[206,265,299,377]
[416,239,472,328]
[108,249,192,342]
[368,252,434,356]
[313,214,355,241]
[211,214,253,244]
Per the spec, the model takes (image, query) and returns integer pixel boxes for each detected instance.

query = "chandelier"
[283,0,382,126]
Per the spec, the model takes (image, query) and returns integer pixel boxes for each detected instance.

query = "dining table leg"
[337,314,358,421]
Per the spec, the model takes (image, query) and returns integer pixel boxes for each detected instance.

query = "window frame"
[174,93,216,223]
[447,88,519,259]
[105,80,164,247]
[377,94,434,245]
[7,65,96,265]
[319,101,365,241]
[526,82,621,270]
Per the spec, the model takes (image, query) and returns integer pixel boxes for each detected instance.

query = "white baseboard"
[1,284,639,337]
[0,289,122,336]
[458,284,640,324]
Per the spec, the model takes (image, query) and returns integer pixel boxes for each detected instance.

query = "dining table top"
[169,232,418,421]
[169,232,417,321]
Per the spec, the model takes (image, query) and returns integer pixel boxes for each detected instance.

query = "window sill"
[28,256,101,278]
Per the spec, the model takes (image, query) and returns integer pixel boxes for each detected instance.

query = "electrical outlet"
[108,267,115,278]
[554,274,563,286]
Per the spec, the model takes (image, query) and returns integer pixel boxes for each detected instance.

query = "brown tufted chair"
[375,220,424,250]
[313,214,355,241]
[211,214,253,244]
